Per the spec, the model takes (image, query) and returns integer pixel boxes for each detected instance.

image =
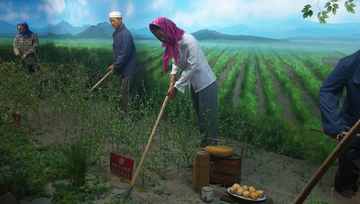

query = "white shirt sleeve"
[170,58,179,75]
[173,42,198,93]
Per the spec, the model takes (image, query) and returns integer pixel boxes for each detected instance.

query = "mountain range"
[1,19,360,41]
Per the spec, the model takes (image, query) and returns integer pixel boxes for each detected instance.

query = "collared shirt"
[319,49,360,148]
[13,33,39,65]
[170,33,216,93]
[112,25,139,76]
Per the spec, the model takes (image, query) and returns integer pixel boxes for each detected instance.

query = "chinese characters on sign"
[110,152,134,184]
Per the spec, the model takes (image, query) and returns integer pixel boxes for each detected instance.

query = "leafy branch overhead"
[301,0,356,24]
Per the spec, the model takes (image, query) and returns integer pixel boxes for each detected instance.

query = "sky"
[1,0,360,31]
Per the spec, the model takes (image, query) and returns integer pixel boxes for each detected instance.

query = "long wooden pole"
[124,83,174,201]
[294,120,360,204]
[90,71,111,91]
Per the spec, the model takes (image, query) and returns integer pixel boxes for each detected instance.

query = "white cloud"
[151,0,174,11]
[67,1,91,26]
[108,0,120,13]
[126,3,134,17]
[38,0,66,16]
[0,2,30,21]
[171,0,312,28]
[152,0,166,10]
[77,0,88,5]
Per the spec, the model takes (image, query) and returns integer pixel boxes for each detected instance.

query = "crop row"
[212,51,236,78]
[296,53,334,81]
[255,52,283,119]
[218,53,247,105]
[263,53,315,125]
[238,53,258,116]
[278,52,323,102]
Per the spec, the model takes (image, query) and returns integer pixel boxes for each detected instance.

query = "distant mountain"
[0,20,90,36]
[75,22,152,39]
[128,27,154,37]
[191,29,283,41]
[42,20,90,36]
[41,33,75,39]
[75,22,114,38]
[0,21,19,34]
[33,23,55,34]
[3,19,359,41]
[218,24,262,36]
[218,19,360,40]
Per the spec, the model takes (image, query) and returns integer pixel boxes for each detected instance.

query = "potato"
[233,183,241,190]
[249,186,256,192]
[236,188,244,196]
[242,185,249,191]
[250,192,259,200]
[256,190,264,198]
[229,186,237,194]
[243,191,251,198]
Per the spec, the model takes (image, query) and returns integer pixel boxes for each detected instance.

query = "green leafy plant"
[302,0,356,24]
[61,137,92,187]
[1,167,48,200]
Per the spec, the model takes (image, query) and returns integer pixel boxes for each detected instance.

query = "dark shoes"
[335,186,357,198]
[338,188,355,198]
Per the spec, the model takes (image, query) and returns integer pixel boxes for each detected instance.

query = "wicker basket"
[209,145,243,187]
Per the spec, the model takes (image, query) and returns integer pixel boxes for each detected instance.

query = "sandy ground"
[19,131,359,204]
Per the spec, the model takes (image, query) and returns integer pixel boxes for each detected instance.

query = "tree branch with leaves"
[301,0,356,24]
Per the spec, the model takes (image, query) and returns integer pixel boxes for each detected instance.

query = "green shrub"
[61,137,92,187]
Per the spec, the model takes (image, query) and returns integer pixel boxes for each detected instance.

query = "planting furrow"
[218,53,238,89]
[255,52,283,119]
[263,53,320,126]
[278,52,323,103]
[296,53,335,82]
[218,53,246,105]
[212,51,237,79]
[232,53,248,107]
[239,53,258,116]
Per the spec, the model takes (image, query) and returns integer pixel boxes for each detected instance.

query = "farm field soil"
[19,126,359,204]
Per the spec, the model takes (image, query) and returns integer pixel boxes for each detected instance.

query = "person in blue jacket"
[108,11,140,115]
[319,49,360,198]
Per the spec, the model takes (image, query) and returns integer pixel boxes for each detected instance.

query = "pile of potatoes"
[229,183,264,200]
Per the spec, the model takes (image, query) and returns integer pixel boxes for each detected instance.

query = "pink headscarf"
[149,17,185,73]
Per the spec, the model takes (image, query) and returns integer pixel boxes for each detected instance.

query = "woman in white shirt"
[149,17,218,147]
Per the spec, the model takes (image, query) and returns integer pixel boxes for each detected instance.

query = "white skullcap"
[109,11,122,18]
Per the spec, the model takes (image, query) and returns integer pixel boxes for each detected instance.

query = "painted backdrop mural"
[1,0,360,164]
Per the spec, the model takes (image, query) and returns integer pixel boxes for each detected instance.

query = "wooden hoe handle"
[124,82,174,201]
[294,120,360,204]
[90,71,111,91]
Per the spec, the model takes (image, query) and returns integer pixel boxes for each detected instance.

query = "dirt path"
[254,55,266,115]
[19,134,360,204]
[210,48,227,68]
[289,51,325,83]
[218,53,238,89]
[232,54,248,107]
[272,52,321,119]
[260,52,300,128]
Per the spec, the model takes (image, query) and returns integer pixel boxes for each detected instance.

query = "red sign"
[12,113,21,127]
[110,152,134,183]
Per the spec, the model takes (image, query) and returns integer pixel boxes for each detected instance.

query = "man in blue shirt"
[319,50,360,198]
[108,11,140,115]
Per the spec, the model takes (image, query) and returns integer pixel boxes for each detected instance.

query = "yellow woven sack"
[205,145,234,157]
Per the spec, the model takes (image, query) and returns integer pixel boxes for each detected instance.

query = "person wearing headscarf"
[13,21,40,73]
[108,11,140,115]
[149,17,218,147]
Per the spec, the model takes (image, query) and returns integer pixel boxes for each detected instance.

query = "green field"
[1,37,357,165]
